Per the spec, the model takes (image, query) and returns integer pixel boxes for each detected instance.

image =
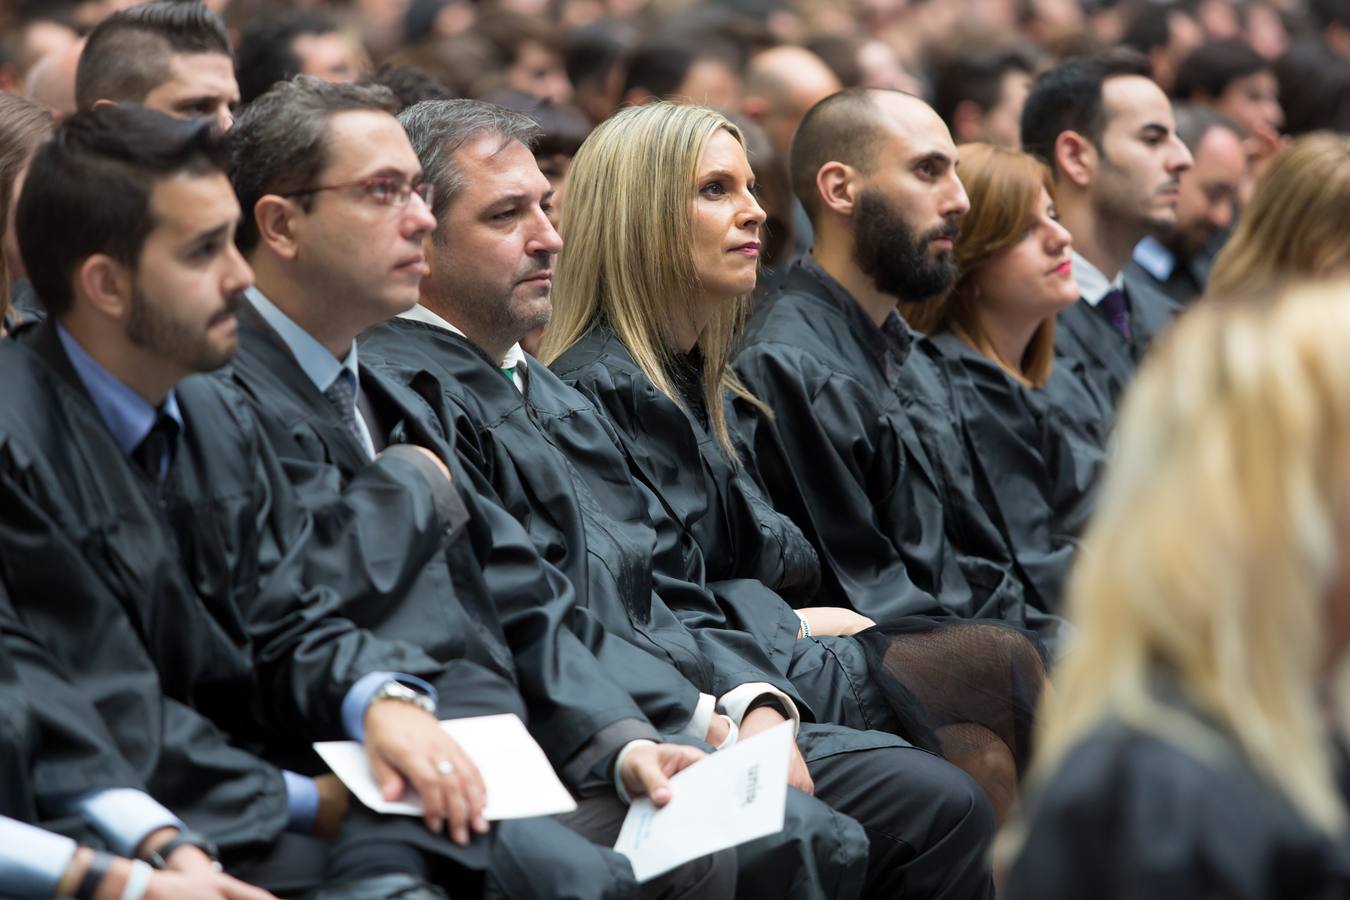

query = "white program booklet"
[613,721,792,883]
[314,713,578,821]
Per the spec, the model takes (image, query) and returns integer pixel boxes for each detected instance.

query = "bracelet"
[74,850,112,900]
[120,860,153,900]
[796,611,811,638]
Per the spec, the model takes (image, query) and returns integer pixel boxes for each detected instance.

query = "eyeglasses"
[288,175,435,209]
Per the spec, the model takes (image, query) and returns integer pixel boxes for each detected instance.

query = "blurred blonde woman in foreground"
[1002,281,1350,899]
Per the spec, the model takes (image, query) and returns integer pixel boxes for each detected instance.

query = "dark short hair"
[398,99,540,226]
[75,2,231,112]
[16,105,227,318]
[229,76,400,253]
[1020,47,1153,170]
[564,20,636,91]
[621,34,738,100]
[1173,40,1270,103]
[235,11,339,105]
[932,46,1037,132]
[788,87,894,220]
[1276,41,1350,135]
[364,64,454,112]
[1309,0,1350,28]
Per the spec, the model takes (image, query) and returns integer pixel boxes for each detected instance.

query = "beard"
[127,287,241,374]
[854,188,960,303]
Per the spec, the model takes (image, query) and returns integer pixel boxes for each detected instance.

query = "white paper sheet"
[613,721,792,883]
[313,713,577,821]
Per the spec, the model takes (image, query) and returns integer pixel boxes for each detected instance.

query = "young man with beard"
[733,87,1069,635]
[1126,104,1247,306]
[1019,49,1193,415]
[362,98,1009,900]
[0,104,542,900]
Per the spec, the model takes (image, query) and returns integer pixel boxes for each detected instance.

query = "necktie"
[132,412,179,482]
[324,371,368,452]
[1097,288,1131,340]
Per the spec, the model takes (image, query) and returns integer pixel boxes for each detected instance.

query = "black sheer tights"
[852,620,1049,824]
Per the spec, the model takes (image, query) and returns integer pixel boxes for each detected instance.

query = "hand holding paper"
[614,721,793,883]
[619,743,707,806]
[314,714,577,827]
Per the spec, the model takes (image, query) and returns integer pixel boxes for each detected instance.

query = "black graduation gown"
[0,323,523,861]
[1005,710,1350,900]
[224,301,663,784]
[732,258,1054,640]
[358,317,802,717]
[1052,271,1182,420]
[927,332,1105,609]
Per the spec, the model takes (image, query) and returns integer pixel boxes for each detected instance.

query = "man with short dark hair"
[740,88,1064,632]
[225,77,737,900]
[235,11,362,106]
[75,1,239,131]
[3,103,524,900]
[1127,104,1247,305]
[932,47,1037,150]
[1020,48,1191,413]
[1173,39,1283,148]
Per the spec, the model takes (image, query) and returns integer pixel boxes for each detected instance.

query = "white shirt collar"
[1071,250,1126,307]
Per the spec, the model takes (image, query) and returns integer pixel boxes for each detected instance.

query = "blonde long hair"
[1026,282,1350,838]
[538,101,768,457]
[1207,133,1350,298]
[902,143,1058,388]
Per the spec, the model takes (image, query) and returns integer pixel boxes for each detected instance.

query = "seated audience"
[1020,48,1191,418]
[76,2,239,132]
[731,88,1062,636]
[223,75,738,900]
[1126,104,1247,306]
[903,142,1106,608]
[1003,283,1350,899]
[372,97,1048,826]
[1207,132,1350,297]
[539,100,1010,897]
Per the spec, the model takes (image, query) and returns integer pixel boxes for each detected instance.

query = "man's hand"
[798,607,876,638]
[312,773,351,840]
[704,713,733,747]
[364,700,487,845]
[619,743,707,807]
[739,707,813,795]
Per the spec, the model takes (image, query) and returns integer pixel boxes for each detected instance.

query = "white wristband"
[795,611,811,638]
[120,860,154,900]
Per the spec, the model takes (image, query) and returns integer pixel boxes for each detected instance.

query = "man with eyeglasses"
[223,76,740,900]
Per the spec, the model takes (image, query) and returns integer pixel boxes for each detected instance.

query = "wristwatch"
[143,829,222,871]
[372,679,437,716]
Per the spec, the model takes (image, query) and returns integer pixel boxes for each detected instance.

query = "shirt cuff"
[72,788,183,858]
[678,693,718,742]
[718,684,801,737]
[612,739,658,804]
[341,671,440,743]
[0,816,78,898]
[283,770,320,833]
